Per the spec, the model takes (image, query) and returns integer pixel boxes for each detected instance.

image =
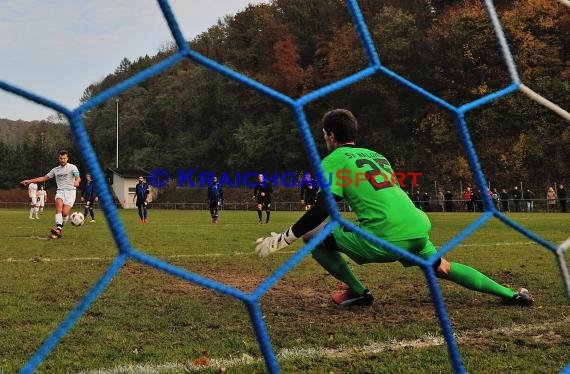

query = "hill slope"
[0,118,46,144]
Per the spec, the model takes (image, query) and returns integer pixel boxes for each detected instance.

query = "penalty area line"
[3,241,541,263]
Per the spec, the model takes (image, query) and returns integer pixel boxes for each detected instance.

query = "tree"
[11,0,563,195]
[266,29,305,96]
[114,57,132,75]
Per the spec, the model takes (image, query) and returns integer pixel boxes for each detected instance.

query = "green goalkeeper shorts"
[332,226,437,266]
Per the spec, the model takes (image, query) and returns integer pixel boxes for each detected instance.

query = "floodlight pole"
[116,98,119,168]
[40,131,45,175]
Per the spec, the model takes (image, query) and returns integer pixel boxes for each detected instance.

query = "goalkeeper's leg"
[436,259,517,299]
[408,238,516,299]
[437,258,534,305]
[312,244,367,296]
[304,225,368,297]
[420,239,534,306]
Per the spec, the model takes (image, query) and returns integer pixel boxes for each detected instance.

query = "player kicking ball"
[255,109,533,307]
[21,150,81,239]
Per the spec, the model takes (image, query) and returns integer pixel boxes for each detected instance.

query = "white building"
[105,168,154,209]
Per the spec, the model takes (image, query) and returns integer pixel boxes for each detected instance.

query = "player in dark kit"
[300,174,318,211]
[255,109,533,307]
[81,174,99,222]
[253,173,273,224]
[207,176,224,223]
[133,175,149,223]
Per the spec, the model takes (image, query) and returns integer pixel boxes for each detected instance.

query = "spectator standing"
[464,187,473,212]
[491,188,499,209]
[437,190,445,212]
[558,184,567,213]
[444,190,453,212]
[524,189,534,213]
[413,190,422,210]
[512,186,522,212]
[470,189,479,212]
[546,187,557,213]
[500,189,509,212]
[475,189,484,212]
[422,191,430,212]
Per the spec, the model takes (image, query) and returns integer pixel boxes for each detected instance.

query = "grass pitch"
[1,209,569,373]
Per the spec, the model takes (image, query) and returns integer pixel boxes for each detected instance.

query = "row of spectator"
[410,184,568,213]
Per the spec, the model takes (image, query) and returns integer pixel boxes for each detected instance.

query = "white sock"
[56,213,63,227]
[29,207,34,218]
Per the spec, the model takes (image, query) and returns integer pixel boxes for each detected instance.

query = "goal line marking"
[80,317,569,373]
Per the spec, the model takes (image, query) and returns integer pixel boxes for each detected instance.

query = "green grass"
[1,209,569,373]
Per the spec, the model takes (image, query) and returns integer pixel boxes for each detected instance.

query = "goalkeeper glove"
[255,227,297,258]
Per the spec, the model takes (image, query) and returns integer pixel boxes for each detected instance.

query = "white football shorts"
[55,190,77,207]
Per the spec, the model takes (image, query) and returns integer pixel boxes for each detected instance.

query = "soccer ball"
[69,212,85,226]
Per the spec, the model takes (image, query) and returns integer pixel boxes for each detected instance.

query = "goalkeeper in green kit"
[255,109,533,307]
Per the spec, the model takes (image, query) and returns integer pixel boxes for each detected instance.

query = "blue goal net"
[1,1,569,373]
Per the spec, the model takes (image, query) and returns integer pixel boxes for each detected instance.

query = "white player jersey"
[37,189,47,203]
[28,183,38,199]
[46,163,80,190]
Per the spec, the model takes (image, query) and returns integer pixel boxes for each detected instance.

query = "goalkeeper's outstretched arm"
[255,191,341,257]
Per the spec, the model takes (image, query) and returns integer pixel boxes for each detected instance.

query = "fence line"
[2,199,566,212]
[0,201,348,212]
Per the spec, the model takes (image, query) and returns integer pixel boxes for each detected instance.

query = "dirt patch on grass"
[124,261,435,326]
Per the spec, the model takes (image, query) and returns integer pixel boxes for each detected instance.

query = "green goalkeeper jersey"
[321,145,431,241]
